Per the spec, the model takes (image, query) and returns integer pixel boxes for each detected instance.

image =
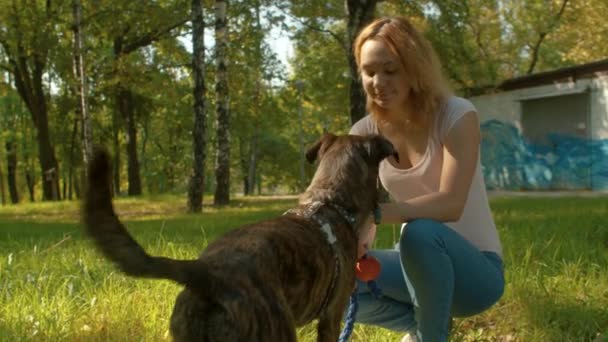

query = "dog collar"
[283,202,341,261]
[326,202,357,227]
[285,201,356,228]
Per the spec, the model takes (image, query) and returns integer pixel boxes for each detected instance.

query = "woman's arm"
[380,111,481,223]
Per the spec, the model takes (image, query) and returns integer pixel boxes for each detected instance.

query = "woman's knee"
[399,218,443,249]
[453,257,505,317]
[453,279,504,317]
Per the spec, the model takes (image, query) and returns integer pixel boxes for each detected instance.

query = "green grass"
[1,195,607,341]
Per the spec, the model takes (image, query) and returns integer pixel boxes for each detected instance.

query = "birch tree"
[187,0,207,212]
[72,0,92,176]
[214,0,230,206]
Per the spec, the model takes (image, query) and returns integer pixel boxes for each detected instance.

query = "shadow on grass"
[0,196,296,244]
[515,285,608,342]
[0,322,170,342]
[0,194,299,223]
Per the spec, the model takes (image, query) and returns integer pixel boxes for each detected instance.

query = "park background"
[1,0,607,341]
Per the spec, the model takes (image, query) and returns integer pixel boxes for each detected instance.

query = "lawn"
[0,195,606,341]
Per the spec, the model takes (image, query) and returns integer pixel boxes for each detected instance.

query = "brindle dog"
[83,133,396,342]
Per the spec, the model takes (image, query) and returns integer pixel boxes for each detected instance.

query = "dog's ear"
[306,133,337,163]
[366,135,398,163]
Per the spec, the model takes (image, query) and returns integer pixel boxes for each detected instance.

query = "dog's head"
[301,133,397,218]
[305,133,397,167]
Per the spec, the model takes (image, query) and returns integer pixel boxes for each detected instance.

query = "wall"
[590,75,608,139]
[470,77,608,190]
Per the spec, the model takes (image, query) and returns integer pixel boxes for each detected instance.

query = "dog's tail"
[83,147,198,285]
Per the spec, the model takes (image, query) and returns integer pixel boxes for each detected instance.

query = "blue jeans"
[354,219,504,342]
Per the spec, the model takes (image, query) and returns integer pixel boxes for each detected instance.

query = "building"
[471,59,608,191]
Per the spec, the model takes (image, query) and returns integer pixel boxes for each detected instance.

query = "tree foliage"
[0,0,605,203]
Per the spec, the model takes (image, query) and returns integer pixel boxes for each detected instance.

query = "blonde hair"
[353,17,449,128]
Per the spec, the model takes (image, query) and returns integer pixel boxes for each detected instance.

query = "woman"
[349,17,504,342]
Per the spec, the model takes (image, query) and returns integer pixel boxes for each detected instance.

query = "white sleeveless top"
[350,96,502,256]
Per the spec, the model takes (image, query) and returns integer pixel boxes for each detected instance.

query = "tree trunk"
[188,0,208,213]
[257,174,262,195]
[246,133,258,195]
[108,12,186,197]
[67,118,79,200]
[73,171,81,198]
[242,176,249,196]
[2,76,11,206]
[140,110,150,191]
[116,86,142,196]
[345,0,378,125]
[35,107,60,201]
[10,60,60,201]
[214,0,230,206]
[6,142,19,204]
[0,163,5,205]
[62,171,67,200]
[72,0,93,176]
[25,170,35,202]
[243,1,262,197]
[238,137,249,195]
[112,111,121,194]
[68,170,73,200]
[1,0,60,201]
[21,103,36,202]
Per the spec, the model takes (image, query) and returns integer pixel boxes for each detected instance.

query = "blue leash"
[339,207,383,341]
[337,287,359,342]
[337,278,382,342]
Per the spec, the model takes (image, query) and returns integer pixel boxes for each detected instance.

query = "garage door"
[521,92,591,189]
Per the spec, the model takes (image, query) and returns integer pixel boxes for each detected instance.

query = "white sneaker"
[400,332,419,342]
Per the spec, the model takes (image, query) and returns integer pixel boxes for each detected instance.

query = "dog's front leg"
[316,305,347,342]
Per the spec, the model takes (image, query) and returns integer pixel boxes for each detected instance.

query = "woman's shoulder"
[443,95,477,115]
[350,114,377,136]
[436,96,478,141]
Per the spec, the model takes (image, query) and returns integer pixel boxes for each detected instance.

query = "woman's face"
[359,39,410,111]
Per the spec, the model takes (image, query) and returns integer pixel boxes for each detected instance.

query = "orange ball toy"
[355,255,381,282]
